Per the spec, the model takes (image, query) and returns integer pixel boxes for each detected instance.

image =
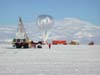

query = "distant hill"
[0,18,100,44]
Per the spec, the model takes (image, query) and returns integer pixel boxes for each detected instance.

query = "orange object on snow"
[52,40,67,45]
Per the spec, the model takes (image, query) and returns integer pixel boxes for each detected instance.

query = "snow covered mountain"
[50,18,100,44]
[0,18,100,44]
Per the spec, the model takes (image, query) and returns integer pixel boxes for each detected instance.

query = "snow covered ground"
[0,44,100,75]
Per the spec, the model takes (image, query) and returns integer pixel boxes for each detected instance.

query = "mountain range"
[0,18,100,44]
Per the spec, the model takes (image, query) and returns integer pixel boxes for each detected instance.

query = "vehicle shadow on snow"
[1,46,27,54]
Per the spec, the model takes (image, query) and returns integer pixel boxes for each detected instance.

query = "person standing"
[48,43,51,49]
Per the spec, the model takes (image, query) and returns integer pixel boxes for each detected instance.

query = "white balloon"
[37,15,54,41]
[37,15,54,31]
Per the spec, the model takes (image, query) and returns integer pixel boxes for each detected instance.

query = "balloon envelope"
[37,15,54,31]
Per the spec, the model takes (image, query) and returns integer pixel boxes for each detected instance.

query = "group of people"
[30,41,51,49]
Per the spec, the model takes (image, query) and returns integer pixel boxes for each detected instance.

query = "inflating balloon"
[37,15,54,42]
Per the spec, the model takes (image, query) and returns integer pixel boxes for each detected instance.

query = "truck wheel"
[15,43,22,48]
[23,43,29,48]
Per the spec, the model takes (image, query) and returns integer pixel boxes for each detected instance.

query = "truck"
[12,17,30,48]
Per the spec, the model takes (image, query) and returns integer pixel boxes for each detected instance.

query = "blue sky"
[0,0,100,25]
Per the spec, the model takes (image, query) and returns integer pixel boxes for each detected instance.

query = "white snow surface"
[0,44,100,75]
